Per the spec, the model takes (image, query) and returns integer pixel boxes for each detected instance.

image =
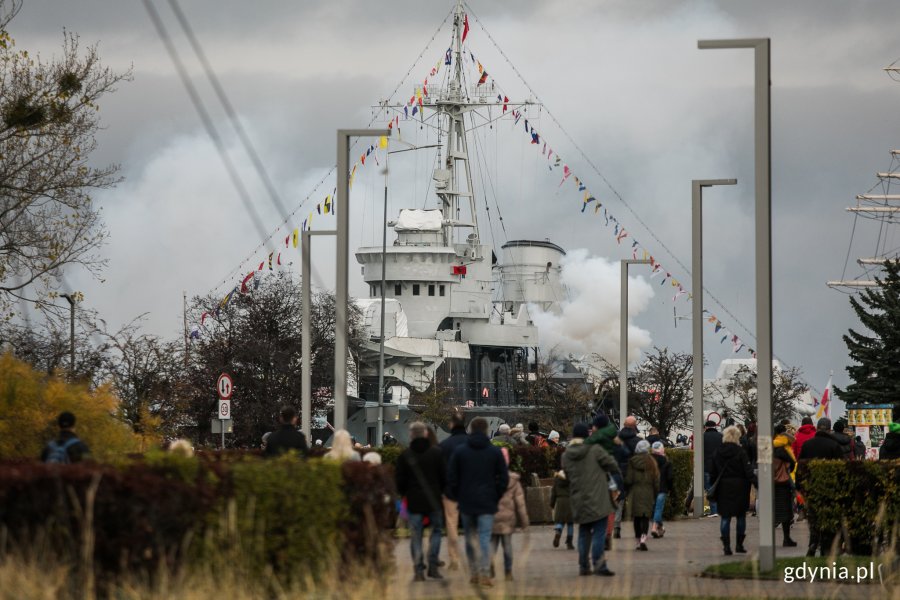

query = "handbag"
[706,471,724,502]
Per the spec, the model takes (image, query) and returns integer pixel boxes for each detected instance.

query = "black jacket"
[439,426,468,465]
[710,442,755,518]
[614,427,640,476]
[703,428,723,472]
[264,424,309,457]
[41,430,90,463]
[396,438,446,514]
[831,431,853,460]
[740,435,758,465]
[798,430,844,460]
[880,430,900,460]
[652,453,674,494]
[646,434,662,446]
[447,432,509,515]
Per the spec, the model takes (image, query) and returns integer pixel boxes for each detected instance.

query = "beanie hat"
[573,423,590,439]
[498,423,510,434]
[635,440,651,454]
[651,441,665,455]
[548,430,560,441]
[592,411,609,429]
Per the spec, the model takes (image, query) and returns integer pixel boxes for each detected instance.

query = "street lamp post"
[698,37,773,571]
[335,129,390,431]
[60,293,77,374]
[301,229,336,440]
[691,179,737,520]
[620,259,651,423]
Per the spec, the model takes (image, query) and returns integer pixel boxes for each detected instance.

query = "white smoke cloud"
[530,249,654,366]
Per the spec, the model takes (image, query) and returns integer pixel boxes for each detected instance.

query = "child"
[625,439,659,550]
[491,447,529,580]
[650,441,673,538]
[550,470,574,549]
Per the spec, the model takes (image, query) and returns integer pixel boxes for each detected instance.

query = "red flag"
[462,14,470,43]
[258,261,264,271]
[284,235,289,247]
[240,271,254,294]
[502,95,508,112]
[277,252,282,266]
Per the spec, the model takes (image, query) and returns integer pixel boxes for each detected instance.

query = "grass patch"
[703,555,891,584]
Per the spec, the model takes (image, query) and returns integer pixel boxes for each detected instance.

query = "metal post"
[699,38,773,571]
[221,419,225,450]
[619,259,651,424]
[335,129,390,432]
[376,170,388,447]
[691,179,737,519]
[302,229,337,440]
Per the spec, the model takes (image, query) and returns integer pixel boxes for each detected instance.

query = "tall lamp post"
[59,293,77,374]
[698,37,773,571]
[620,259,651,423]
[335,128,390,431]
[691,179,737,520]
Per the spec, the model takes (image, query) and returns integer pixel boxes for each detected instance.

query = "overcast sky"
[10,0,900,415]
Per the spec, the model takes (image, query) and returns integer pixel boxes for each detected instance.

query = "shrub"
[664,448,693,520]
[797,459,900,555]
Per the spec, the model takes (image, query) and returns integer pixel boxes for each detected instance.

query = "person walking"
[792,416,816,458]
[447,417,509,587]
[831,422,854,460]
[263,406,309,458]
[42,412,90,463]
[490,447,529,581]
[881,420,900,460]
[710,425,755,555]
[562,423,620,577]
[324,429,361,462]
[772,424,798,547]
[439,412,468,571]
[396,422,447,582]
[586,411,619,546]
[703,420,723,516]
[853,436,866,460]
[550,469,575,549]
[797,417,845,556]
[613,415,641,538]
[650,441,673,538]
[625,440,659,551]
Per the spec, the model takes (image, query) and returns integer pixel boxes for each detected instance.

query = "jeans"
[460,513,494,577]
[554,522,574,537]
[704,472,718,514]
[490,533,513,574]
[720,514,746,538]
[653,492,667,525]
[577,516,609,570]
[408,511,443,572]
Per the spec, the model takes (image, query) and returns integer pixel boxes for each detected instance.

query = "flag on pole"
[462,14,470,43]
[816,374,833,419]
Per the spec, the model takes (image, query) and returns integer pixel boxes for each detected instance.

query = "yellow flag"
[292,228,299,248]
[379,136,388,149]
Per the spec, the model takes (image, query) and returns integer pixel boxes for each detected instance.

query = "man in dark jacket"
[792,416,816,458]
[263,406,308,458]
[881,422,900,460]
[439,412,467,570]
[42,412,90,463]
[797,417,845,556]
[612,415,641,537]
[831,421,854,460]
[448,417,509,586]
[396,422,447,581]
[703,420,723,515]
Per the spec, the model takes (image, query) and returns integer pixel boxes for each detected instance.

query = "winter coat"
[652,454,674,494]
[396,437,447,515]
[772,437,796,525]
[492,472,529,534]
[740,435,758,466]
[646,434,662,447]
[510,429,528,446]
[792,424,817,458]
[439,426,468,466]
[831,431,854,460]
[879,424,900,460]
[447,432,509,515]
[854,438,866,460]
[710,442,755,518]
[561,439,620,524]
[41,430,90,463]
[585,423,618,454]
[492,433,514,445]
[614,427,640,477]
[264,424,308,458]
[625,454,659,519]
[550,471,573,523]
[703,428,723,472]
[798,431,844,461]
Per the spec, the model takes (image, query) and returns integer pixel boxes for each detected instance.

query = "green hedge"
[797,459,900,555]
[664,448,693,521]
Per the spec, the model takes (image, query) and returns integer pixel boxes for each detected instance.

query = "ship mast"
[436,0,480,249]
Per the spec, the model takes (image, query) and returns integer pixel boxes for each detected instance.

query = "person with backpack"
[650,441,673,539]
[772,424,798,547]
[526,422,548,448]
[41,412,90,463]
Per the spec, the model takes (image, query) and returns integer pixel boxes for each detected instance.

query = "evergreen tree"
[836,259,900,407]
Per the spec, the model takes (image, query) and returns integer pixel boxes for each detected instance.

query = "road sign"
[211,419,233,434]
[217,372,233,399]
[218,399,231,420]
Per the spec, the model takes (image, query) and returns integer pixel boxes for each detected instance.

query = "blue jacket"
[439,425,468,465]
[447,432,509,515]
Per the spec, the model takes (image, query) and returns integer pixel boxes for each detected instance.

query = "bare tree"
[718,364,806,425]
[631,347,693,440]
[527,353,593,435]
[0,5,131,315]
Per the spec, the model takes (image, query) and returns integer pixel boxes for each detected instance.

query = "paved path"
[387,516,898,599]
